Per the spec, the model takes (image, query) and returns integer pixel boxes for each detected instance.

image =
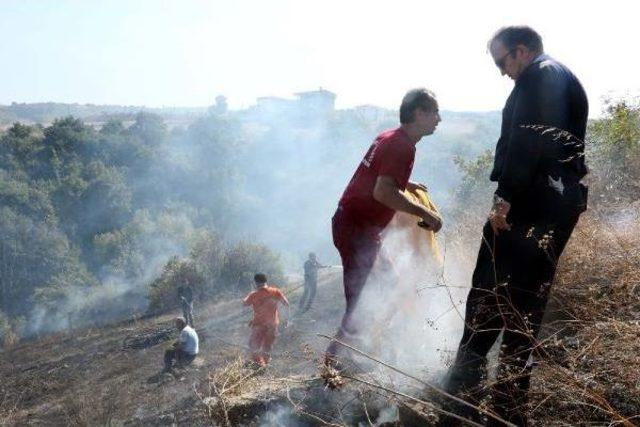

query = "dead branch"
[342,373,482,427]
[284,384,346,427]
[318,333,516,427]
[212,381,231,427]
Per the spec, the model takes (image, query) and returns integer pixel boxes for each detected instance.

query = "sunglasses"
[495,48,517,70]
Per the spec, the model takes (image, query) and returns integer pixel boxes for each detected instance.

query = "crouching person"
[243,273,290,367]
[164,317,199,371]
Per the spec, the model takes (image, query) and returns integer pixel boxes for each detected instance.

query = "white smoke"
[258,404,297,427]
[341,219,474,387]
[27,212,192,336]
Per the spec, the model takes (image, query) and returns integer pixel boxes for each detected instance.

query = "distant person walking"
[177,283,194,327]
[326,88,443,366]
[444,26,589,425]
[298,252,326,314]
[163,317,199,371]
[243,273,290,367]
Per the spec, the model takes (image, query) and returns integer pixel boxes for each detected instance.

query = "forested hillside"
[0,99,499,341]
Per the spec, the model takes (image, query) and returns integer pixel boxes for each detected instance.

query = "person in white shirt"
[163,317,199,371]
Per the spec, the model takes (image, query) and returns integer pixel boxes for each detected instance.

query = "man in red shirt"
[243,273,290,367]
[326,88,443,364]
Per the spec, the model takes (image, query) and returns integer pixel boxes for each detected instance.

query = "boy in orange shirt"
[243,273,290,367]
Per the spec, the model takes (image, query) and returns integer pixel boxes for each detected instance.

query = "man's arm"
[373,176,442,232]
[243,293,253,306]
[174,331,186,349]
[313,260,329,269]
[278,292,290,307]
[278,292,290,326]
[496,68,568,202]
[490,68,568,234]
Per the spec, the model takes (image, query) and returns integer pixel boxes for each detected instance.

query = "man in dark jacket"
[298,252,326,314]
[177,284,194,327]
[445,26,588,425]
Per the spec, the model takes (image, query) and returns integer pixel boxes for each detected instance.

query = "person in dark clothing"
[177,284,194,327]
[325,88,443,365]
[298,253,326,314]
[444,26,589,426]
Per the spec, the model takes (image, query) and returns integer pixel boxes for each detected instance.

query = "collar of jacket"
[516,53,551,83]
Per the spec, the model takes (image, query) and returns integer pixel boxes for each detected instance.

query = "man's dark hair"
[489,26,544,54]
[254,273,267,284]
[399,88,438,124]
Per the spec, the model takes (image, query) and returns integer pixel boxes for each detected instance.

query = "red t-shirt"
[243,285,288,326]
[338,128,416,227]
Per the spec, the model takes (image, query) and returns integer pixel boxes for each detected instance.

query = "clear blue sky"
[1,0,637,116]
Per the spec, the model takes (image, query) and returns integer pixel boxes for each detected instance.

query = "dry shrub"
[0,313,23,350]
[197,355,263,426]
[2,328,20,350]
[443,181,640,424]
[60,393,92,426]
[0,389,22,426]
[552,208,639,321]
[530,209,640,426]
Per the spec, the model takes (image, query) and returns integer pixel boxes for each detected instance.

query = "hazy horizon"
[0,95,506,114]
[1,0,637,118]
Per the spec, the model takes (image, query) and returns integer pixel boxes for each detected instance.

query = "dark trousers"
[326,207,392,358]
[181,300,194,327]
[298,277,317,313]
[447,215,578,425]
[164,348,196,370]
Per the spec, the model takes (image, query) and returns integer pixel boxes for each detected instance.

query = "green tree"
[147,257,205,313]
[588,100,640,203]
[0,207,96,320]
[220,241,285,291]
[452,150,495,207]
[189,229,226,291]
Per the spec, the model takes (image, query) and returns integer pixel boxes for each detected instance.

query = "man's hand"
[407,181,428,192]
[374,176,439,228]
[489,197,512,235]
[419,211,443,233]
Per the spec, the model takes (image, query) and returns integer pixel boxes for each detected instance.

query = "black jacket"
[491,54,588,209]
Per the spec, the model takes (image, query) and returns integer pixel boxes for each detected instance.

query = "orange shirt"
[243,285,288,326]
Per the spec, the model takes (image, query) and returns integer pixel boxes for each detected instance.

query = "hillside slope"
[2,212,640,426]
[0,269,350,426]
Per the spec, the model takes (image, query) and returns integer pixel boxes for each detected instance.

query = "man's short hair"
[399,88,438,124]
[254,273,267,284]
[489,26,544,54]
[175,317,187,328]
